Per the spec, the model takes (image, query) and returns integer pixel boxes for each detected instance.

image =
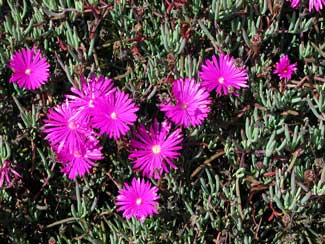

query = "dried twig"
[191,150,225,178]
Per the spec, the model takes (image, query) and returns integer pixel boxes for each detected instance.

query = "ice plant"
[198,54,248,96]
[91,90,138,139]
[309,0,325,11]
[160,78,211,128]
[66,74,115,121]
[43,101,92,153]
[273,55,297,80]
[56,142,103,180]
[129,120,183,179]
[116,178,159,222]
[8,47,50,90]
[288,0,301,8]
[0,160,21,188]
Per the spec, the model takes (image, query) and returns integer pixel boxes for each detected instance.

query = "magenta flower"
[273,55,297,80]
[129,120,183,179]
[8,48,50,90]
[116,178,159,222]
[288,0,301,8]
[57,142,103,180]
[91,90,138,139]
[43,101,92,153]
[160,78,211,128]
[309,0,325,11]
[198,54,248,96]
[66,74,115,121]
[0,160,22,188]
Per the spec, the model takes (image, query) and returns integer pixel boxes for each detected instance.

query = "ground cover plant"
[0,0,324,243]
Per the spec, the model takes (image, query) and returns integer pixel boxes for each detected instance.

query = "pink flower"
[116,178,159,222]
[273,55,297,80]
[57,142,103,179]
[8,48,50,90]
[129,120,183,179]
[0,160,21,188]
[160,78,211,128]
[43,101,92,153]
[66,74,115,121]
[288,0,301,8]
[309,0,325,11]
[198,54,248,96]
[91,90,138,139]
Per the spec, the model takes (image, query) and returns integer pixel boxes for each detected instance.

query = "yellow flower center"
[218,77,225,84]
[73,151,82,158]
[68,121,77,130]
[88,99,94,108]
[180,102,188,110]
[110,112,117,120]
[25,68,31,75]
[152,145,161,154]
[136,198,142,205]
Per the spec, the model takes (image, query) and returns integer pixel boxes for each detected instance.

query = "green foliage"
[0,0,324,243]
